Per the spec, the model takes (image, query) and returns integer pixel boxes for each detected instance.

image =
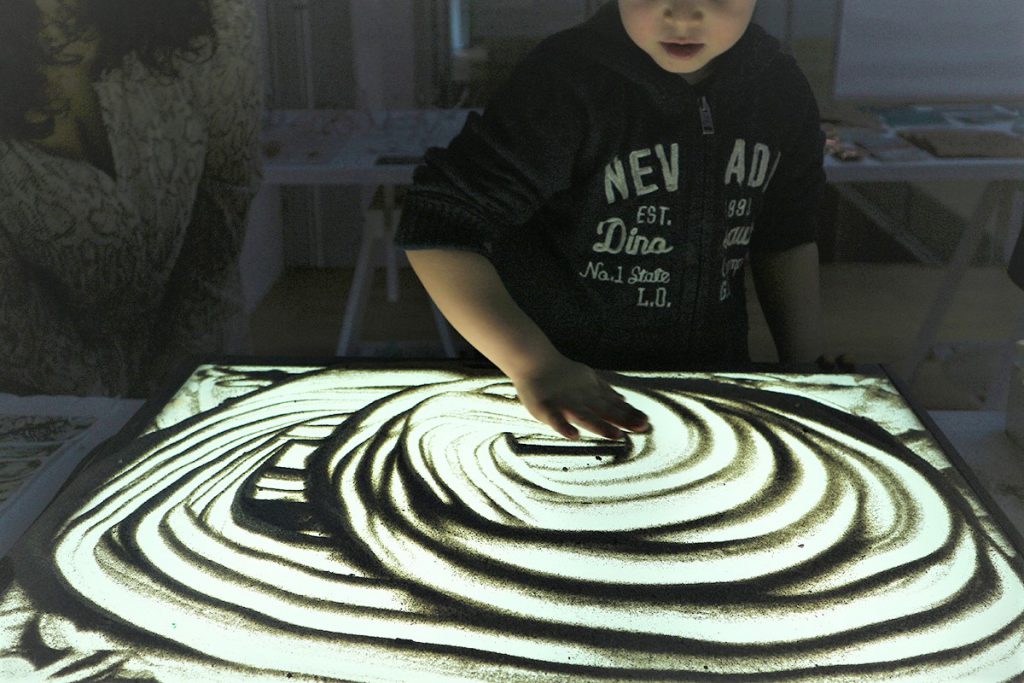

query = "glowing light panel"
[1,366,1022,681]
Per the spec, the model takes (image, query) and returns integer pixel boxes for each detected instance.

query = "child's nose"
[664,0,704,23]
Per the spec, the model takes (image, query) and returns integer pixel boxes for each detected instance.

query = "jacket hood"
[570,1,782,98]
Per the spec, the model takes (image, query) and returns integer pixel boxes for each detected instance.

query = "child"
[396,0,826,440]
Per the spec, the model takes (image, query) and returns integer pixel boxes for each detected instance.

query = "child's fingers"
[531,404,579,440]
[564,408,624,440]
[591,390,649,432]
[604,401,650,432]
[596,381,648,431]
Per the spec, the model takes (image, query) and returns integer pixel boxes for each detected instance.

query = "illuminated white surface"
[0,366,1022,681]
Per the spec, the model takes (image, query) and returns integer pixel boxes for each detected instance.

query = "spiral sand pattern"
[45,369,1024,681]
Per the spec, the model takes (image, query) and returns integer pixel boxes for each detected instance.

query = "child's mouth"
[661,42,704,59]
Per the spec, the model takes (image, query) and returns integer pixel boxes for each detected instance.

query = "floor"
[250,261,1024,413]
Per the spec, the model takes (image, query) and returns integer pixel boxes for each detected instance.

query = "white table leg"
[335,192,382,356]
[382,185,400,303]
[893,181,1013,385]
[336,184,459,358]
[983,309,1024,411]
[832,184,942,264]
[973,179,1023,265]
[310,186,326,267]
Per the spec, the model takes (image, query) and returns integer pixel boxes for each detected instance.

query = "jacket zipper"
[699,95,715,136]
[690,95,716,352]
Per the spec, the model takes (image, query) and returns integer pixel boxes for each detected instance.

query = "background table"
[825,123,1024,407]
[260,109,1024,381]
[261,109,475,357]
[261,109,471,186]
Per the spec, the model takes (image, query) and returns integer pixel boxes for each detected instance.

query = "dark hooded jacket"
[395,2,825,370]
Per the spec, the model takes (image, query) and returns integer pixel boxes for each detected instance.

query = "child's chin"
[673,62,715,83]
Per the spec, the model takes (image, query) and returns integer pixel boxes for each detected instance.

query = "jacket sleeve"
[0,224,127,395]
[395,44,589,256]
[750,63,826,253]
[146,0,262,386]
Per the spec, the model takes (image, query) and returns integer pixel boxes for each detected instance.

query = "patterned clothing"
[0,0,261,396]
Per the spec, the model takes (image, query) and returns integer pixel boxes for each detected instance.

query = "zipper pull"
[698,96,715,136]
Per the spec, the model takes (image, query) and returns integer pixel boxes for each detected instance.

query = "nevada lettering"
[724,139,781,190]
[604,144,679,204]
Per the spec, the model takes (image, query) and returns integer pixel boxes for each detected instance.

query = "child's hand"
[508,355,650,440]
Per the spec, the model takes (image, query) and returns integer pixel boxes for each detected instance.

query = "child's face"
[617,0,757,83]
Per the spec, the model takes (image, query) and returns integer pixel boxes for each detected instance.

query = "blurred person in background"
[0,0,261,396]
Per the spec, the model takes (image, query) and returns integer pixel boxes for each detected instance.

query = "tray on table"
[1,359,1021,681]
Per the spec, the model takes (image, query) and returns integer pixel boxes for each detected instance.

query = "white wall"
[263,0,433,269]
[468,0,591,39]
[754,0,838,42]
[349,0,418,109]
[833,0,1024,103]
